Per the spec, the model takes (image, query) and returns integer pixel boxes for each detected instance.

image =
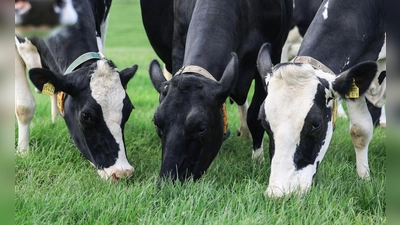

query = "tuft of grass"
[15,0,385,224]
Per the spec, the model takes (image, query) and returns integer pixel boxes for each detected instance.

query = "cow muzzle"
[97,165,134,181]
[265,163,315,198]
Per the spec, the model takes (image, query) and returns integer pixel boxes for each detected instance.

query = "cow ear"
[149,59,167,93]
[218,53,238,103]
[257,43,273,92]
[29,68,71,94]
[332,61,378,99]
[120,64,138,88]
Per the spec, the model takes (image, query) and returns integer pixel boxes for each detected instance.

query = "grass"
[15,0,386,224]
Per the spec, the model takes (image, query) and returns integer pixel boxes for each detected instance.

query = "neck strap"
[175,65,217,82]
[65,52,104,74]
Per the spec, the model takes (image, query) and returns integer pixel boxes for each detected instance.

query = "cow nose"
[111,169,133,181]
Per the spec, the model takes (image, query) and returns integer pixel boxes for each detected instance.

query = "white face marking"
[90,60,133,178]
[263,64,335,197]
[322,0,330,20]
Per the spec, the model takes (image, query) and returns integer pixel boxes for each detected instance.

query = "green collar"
[64,52,104,74]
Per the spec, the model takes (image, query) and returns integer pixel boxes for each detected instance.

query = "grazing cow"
[282,0,387,125]
[142,0,292,182]
[15,0,137,180]
[15,0,78,37]
[257,0,385,197]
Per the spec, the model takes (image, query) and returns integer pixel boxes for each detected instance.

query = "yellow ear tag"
[42,82,55,96]
[345,78,359,99]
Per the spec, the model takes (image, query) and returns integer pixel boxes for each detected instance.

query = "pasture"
[15,0,386,224]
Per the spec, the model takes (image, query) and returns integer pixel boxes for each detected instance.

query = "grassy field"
[15,0,386,224]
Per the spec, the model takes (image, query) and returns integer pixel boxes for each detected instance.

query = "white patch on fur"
[90,60,133,177]
[379,105,386,127]
[322,0,330,20]
[252,141,264,162]
[97,15,110,53]
[340,57,350,72]
[60,0,78,26]
[263,64,335,197]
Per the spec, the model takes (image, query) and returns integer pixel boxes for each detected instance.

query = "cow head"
[257,43,377,197]
[149,54,238,182]
[15,0,78,37]
[29,59,137,180]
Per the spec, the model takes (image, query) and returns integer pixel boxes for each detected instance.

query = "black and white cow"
[15,0,78,37]
[257,0,385,197]
[142,0,292,182]
[15,0,137,180]
[281,0,386,125]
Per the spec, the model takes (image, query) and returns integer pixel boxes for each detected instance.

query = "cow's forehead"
[89,60,126,119]
[89,60,124,101]
[265,64,334,126]
[165,75,218,101]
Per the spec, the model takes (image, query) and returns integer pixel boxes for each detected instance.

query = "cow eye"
[198,124,207,136]
[311,121,321,131]
[81,112,91,122]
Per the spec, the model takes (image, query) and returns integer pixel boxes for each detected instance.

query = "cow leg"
[248,76,267,161]
[346,97,372,179]
[337,102,348,118]
[15,43,35,154]
[236,100,251,140]
[379,105,386,127]
[16,37,60,122]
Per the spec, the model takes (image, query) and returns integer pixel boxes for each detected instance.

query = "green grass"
[15,0,386,224]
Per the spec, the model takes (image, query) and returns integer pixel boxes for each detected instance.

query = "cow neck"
[290,56,338,131]
[58,52,104,117]
[174,65,229,136]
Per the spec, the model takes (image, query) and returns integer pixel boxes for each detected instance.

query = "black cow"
[257,0,385,197]
[15,0,78,37]
[141,0,292,182]
[15,0,138,180]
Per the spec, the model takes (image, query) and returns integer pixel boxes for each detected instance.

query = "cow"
[15,0,138,180]
[281,0,387,125]
[141,0,292,182]
[15,0,78,37]
[257,0,385,197]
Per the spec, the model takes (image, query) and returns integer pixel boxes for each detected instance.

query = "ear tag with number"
[42,82,55,96]
[345,78,359,99]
